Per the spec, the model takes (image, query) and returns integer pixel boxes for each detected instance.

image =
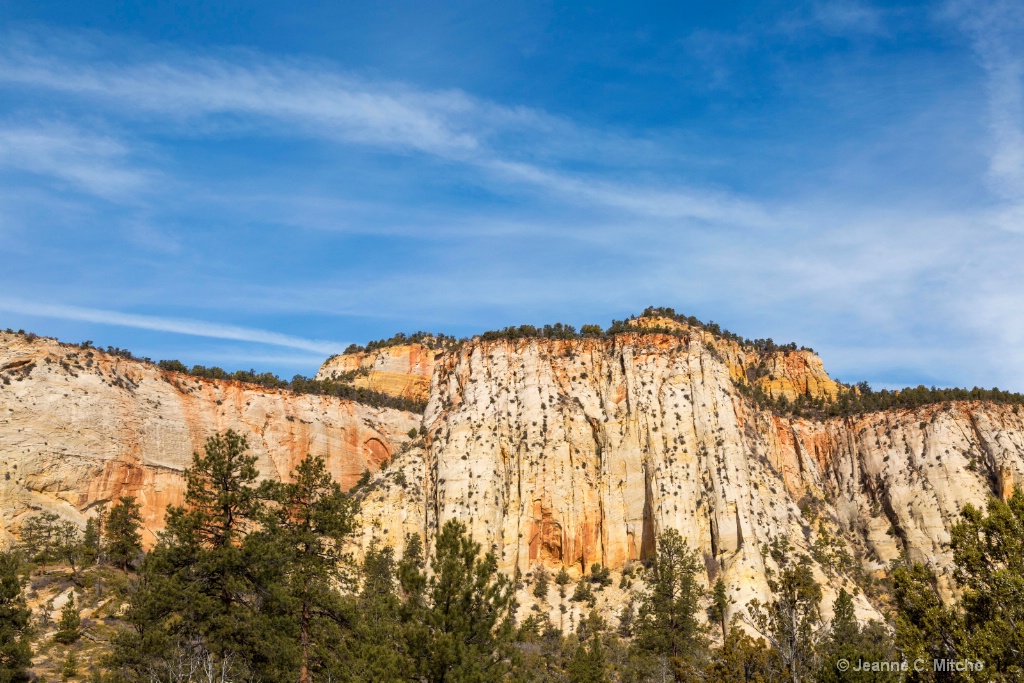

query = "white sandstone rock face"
[804,405,1024,597]
[356,332,1024,626]
[0,332,418,545]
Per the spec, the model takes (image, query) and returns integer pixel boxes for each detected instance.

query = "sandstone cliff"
[0,332,419,545]
[352,329,1024,628]
[5,321,1024,633]
[316,344,436,402]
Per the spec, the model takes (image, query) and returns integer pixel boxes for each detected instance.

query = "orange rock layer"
[0,333,419,545]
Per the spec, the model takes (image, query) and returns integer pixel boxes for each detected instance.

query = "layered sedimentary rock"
[353,327,1024,626]
[316,344,436,402]
[0,332,418,545]
[5,320,1024,629]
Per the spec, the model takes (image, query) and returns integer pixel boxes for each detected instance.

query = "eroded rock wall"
[0,333,419,545]
[355,332,1024,626]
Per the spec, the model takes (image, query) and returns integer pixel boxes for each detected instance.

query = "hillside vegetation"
[3,430,1022,682]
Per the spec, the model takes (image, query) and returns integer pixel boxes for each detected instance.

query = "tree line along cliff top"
[5,306,1024,419]
[332,306,813,356]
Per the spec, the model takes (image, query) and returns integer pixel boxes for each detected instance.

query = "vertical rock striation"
[354,329,1024,624]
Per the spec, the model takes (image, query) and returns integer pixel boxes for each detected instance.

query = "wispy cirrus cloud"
[0,18,1022,390]
[947,0,1024,217]
[0,31,761,225]
[810,1,887,36]
[0,40,480,157]
[0,299,348,355]
[0,123,150,199]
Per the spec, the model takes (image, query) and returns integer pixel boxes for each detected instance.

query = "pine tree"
[407,520,517,683]
[634,529,708,662]
[710,577,730,641]
[555,567,570,599]
[55,521,84,576]
[0,552,32,683]
[617,597,635,637]
[398,533,427,612]
[567,634,608,683]
[260,454,358,683]
[18,512,60,569]
[81,510,104,567]
[54,593,80,645]
[60,651,78,681]
[533,566,550,600]
[345,542,413,681]
[113,430,276,681]
[570,580,595,606]
[817,588,894,683]
[705,626,782,683]
[746,539,823,683]
[104,497,142,571]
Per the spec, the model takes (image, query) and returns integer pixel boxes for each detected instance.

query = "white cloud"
[812,1,886,36]
[0,299,348,355]
[0,26,1022,391]
[483,160,774,227]
[948,0,1024,206]
[0,42,483,157]
[0,32,763,226]
[0,123,150,199]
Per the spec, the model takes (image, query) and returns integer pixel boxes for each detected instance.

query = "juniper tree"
[893,486,1024,682]
[892,561,957,683]
[947,486,1024,677]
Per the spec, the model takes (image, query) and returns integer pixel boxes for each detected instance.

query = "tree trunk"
[299,599,310,683]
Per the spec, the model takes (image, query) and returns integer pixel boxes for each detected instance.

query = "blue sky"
[0,1,1022,390]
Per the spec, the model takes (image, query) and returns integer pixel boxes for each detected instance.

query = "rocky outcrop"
[316,344,435,402]
[0,332,419,545]
[354,331,1024,627]
[625,316,839,402]
[800,404,1024,595]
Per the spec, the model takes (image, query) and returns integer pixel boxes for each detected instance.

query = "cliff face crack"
[967,410,1001,495]
[641,462,656,560]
